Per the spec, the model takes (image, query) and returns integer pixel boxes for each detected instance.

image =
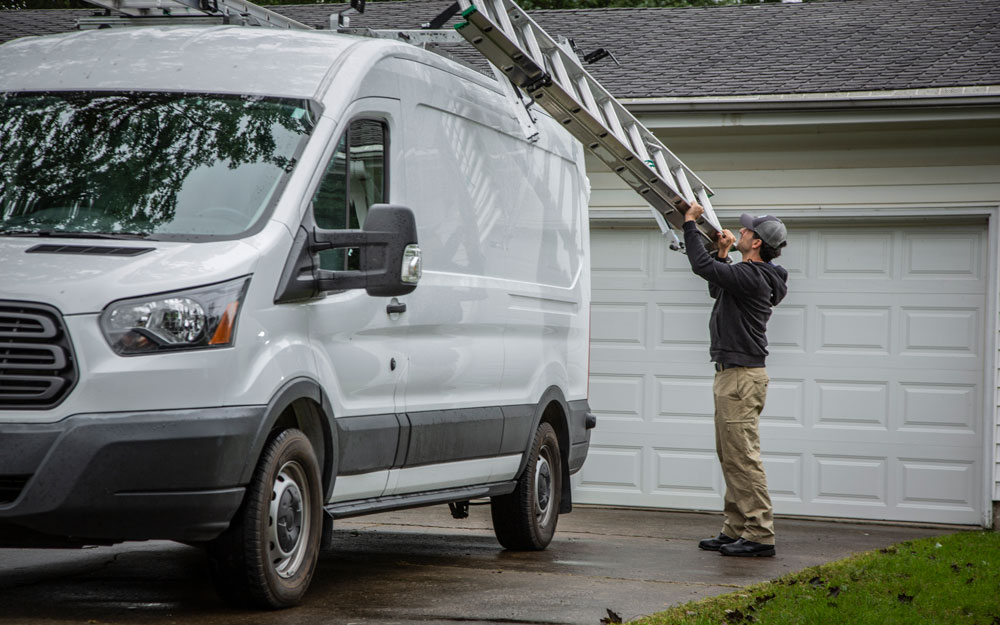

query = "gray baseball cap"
[740,213,787,247]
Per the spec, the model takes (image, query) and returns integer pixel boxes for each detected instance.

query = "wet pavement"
[0,505,952,624]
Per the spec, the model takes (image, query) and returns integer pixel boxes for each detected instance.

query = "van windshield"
[0,91,315,240]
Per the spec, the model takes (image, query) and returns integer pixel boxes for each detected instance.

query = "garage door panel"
[775,230,809,277]
[592,230,650,273]
[576,444,644,493]
[763,453,805,502]
[656,303,713,350]
[899,382,978,433]
[814,379,889,429]
[812,453,889,506]
[655,375,715,421]
[581,223,987,524]
[767,305,808,353]
[898,458,977,511]
[591,301,647,348]
[902,230,984,281]
[589,373,645,422]
[817,231,894,279]
[651,447,723,498]
[759,377,807,426]
[816,306,891,353]
[899,307,980,358]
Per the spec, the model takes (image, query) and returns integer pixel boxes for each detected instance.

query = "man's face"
[737,227,757,255]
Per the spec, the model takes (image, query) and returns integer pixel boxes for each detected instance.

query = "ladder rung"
[547,49,575,97]
[600,99,628,144]
[650,149,682,198]
[484,0,517,41]
[575,75,601,119]
[673,166,696,205]
[506,6,545,68]
[626,123,652,164]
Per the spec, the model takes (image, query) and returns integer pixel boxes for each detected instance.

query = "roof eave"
[621,86,1000,113]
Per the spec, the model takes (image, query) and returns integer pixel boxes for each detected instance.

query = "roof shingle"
[1,0,997,98]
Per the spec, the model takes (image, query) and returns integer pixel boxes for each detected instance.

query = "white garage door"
[575,222,987,525]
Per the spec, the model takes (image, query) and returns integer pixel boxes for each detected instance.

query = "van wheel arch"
[242,378,339,501]
[516,387,573,515]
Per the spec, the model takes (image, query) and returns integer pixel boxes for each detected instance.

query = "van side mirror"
[312,204,420,297]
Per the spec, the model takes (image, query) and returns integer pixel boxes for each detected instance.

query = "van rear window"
[0,91,315,240]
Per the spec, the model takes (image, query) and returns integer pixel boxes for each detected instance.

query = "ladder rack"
[78,0,310,29]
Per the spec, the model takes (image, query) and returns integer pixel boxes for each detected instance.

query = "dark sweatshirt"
[683,221,788,367]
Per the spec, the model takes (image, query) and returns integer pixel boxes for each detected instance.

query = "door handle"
[386,301,407,315]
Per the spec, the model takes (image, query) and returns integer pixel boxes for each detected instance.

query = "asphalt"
[0,505,952,624]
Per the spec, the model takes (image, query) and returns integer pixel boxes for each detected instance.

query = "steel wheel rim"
[534,444,554,528]
[268,460,311,579]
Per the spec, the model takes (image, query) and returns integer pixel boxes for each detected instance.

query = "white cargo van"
[0,26,594,607]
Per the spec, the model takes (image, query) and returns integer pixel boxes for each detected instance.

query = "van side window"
[312,118,387,270]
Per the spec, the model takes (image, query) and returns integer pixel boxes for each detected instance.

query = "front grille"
[0,475,30,505]
[0,302,77,409]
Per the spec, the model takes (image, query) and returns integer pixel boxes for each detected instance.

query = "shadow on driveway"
[0,505,951,624]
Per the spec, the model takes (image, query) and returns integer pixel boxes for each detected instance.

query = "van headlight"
[100,277,251,355]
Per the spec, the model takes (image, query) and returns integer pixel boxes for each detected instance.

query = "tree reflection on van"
[0,91,315,239]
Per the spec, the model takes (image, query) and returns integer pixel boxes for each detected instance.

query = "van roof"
[0,26,366,100]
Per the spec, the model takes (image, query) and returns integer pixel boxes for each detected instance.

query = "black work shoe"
[719,538,776,557]
[698,533,738,551]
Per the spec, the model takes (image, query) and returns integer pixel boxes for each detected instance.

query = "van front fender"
[239,377,339,501]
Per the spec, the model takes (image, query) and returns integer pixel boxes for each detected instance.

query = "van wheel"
[206,428,323,609]
[491,421,561,550]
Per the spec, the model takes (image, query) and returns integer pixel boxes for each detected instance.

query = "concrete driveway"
[0,505,949,624]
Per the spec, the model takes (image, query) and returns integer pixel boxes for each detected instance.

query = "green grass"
[635,531,1000,625]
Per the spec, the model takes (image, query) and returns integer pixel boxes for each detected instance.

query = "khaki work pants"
[713,366,775,545]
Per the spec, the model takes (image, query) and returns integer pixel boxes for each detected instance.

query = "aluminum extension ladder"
[454,0,720,241]
[76,0,721,244]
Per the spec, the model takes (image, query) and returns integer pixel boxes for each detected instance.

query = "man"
[682,202,788,557]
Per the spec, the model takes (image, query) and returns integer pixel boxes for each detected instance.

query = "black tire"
[206,428,323,609]
[491,421,562,550]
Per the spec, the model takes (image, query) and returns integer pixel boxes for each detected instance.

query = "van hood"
[0,238,261,315]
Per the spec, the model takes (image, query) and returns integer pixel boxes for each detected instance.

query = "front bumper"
[0,406,264,545]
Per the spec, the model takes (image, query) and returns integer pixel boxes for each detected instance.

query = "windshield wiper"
[0,230,151,240]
